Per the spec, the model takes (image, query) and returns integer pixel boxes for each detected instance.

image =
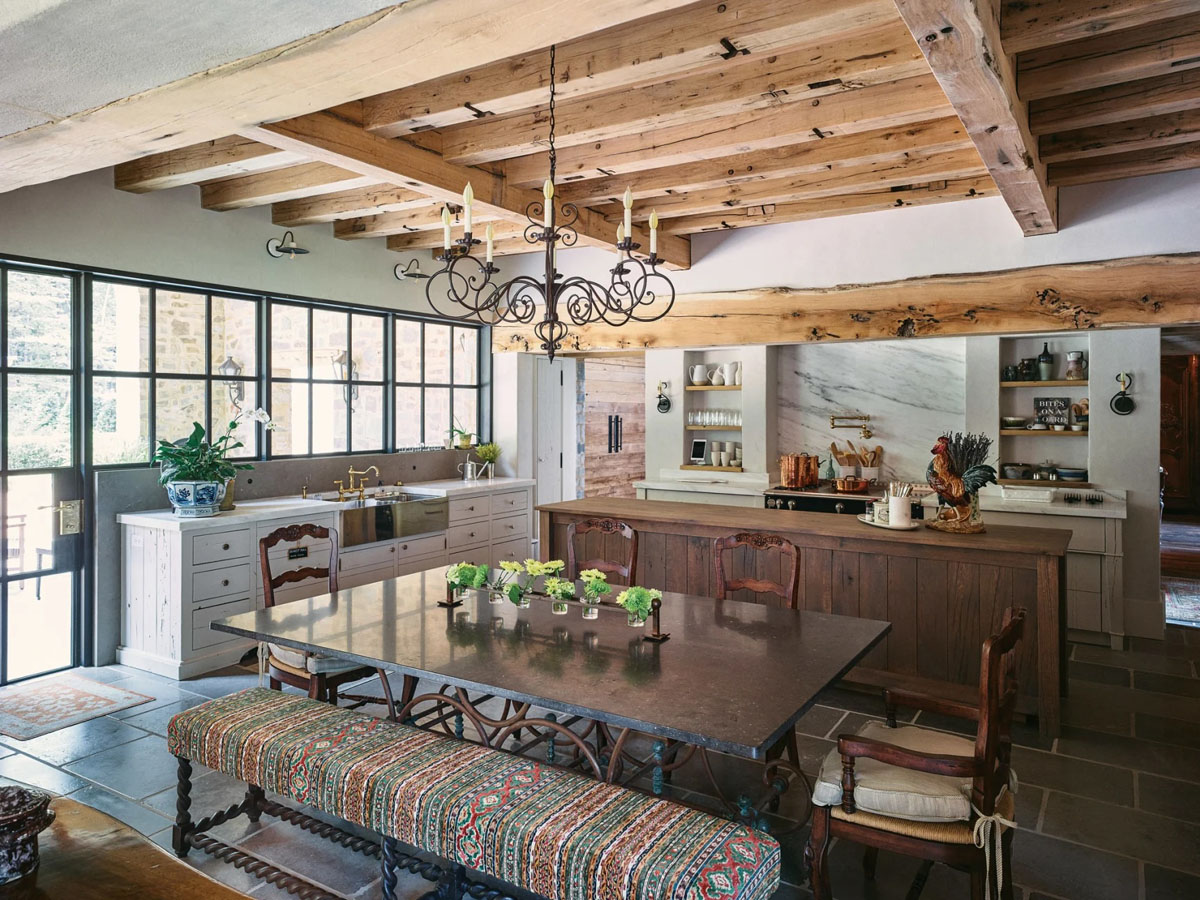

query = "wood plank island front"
[539,498,1072,738]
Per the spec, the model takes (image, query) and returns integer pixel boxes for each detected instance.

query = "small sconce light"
[217,355,244,408]
[332,349,359,411]
[394,259,429,280]
[266,230,309,259]
[655,381,671,413]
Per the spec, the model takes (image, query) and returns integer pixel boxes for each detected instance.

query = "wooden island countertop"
[539,497,1071,738]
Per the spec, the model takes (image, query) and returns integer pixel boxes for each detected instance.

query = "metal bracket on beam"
[463,102,494,118]
[719,37,748,60]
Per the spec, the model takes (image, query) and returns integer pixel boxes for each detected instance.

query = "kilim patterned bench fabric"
[168,688,781,900]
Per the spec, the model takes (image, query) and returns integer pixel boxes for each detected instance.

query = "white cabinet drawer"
[448,520,490,550]
[397,551,454,578]
[449,496,489,523]
[397,533,446,560]
[339,565,396,590]
[491,490,528,515]
[191,596,253,650]
[492,536,529,567]
[492,512,528,542]
[340,542,396,573]
[192,563,251,603]
[192,529,250,566]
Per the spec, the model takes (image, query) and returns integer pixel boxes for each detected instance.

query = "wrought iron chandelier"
[420,45,675,361]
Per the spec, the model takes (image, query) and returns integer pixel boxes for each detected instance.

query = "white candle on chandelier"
[616,223,624,254]
[649,210,659,256]
[485,224,495,264]
[543,178,554,228]
[462,182,474,235]
[441,206,452,250]
[623,187,633,240]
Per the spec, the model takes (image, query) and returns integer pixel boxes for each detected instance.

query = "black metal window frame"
[393,319,482,450]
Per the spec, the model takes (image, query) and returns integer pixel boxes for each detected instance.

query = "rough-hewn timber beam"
[893,0,1058,236]
[335,207,502,240]
[1047,140,1200,186]
[363,0,898,134]
[504,75,954,186]
[0,0,701,194]
[242,112,690,269]
[439,23,928,165]
[199,163,376,211]
[492,253,1200,353]
[1029,68,1200,136]
[1039,108,1200,164]
[386,222,528,252]
[662,177,993,234]
[114,137,300,192]
[271,184,429,226]
[1000,1,1200,55]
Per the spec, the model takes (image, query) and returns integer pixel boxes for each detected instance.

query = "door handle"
[607,415,614,454]
[38,499,83,536]
[616,415,623,452]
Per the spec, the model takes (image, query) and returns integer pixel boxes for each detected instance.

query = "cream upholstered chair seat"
[268,643,363,676]
[813,720,1015,824]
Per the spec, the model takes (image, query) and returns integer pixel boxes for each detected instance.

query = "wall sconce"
[217,355,244,408]
[1110,372,1136,415]
[266,230,309,259]
[655,381,671,413]
[394,259,429,280]
[332,349,359,411]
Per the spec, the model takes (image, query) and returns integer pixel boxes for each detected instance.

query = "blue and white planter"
[165,480,226,518]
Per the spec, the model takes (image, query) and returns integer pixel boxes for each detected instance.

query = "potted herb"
[543,576,575,614]
[446,561,489,600]
[493,560,529,607]
[475,442,501,478]
[450,417,474,450]
[579,569,611,619]
[616,585,661,628]
[152,408,273,517]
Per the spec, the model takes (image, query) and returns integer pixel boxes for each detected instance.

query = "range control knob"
[835,502,846,514]
[787,500,796,510]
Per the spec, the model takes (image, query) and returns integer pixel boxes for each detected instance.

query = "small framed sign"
[287,546,309,560]
[689,438,708,463]
[1035,396,1070,426]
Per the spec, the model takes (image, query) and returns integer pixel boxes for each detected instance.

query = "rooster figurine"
[926,432,997,533]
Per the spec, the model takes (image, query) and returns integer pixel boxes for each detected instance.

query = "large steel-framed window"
[394,320,481,449]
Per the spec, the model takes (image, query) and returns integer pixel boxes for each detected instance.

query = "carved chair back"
[566,519,638,585]
[712,532,800,608]
[259,524,339,609]
[971,606,1025,815]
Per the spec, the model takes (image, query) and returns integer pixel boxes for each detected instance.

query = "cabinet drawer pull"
[401,544,408,550]
[221,579,230,587]
[222,543,230,551]
[390,547,395,553]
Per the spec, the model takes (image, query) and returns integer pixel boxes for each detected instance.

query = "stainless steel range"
[763,485,924,519]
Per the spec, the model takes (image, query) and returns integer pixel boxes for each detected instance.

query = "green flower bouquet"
[616,585,662,628]
[543,576,575,615]
[578,569,611,620]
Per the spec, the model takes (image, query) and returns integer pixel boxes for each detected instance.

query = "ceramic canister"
[0,786,54,885]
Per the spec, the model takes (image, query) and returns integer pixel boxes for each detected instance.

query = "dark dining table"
[212,566,890,824]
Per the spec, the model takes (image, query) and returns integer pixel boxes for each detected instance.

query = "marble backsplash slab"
[777,337,966,482]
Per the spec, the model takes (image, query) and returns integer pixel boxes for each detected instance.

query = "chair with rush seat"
[259,523,395,717]
[806,607,1026,900]
[566,518,638,585]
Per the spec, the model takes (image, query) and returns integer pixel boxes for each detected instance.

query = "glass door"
[1,267,83,684]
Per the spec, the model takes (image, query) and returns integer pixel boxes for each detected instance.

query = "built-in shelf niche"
[997,335,1090,475]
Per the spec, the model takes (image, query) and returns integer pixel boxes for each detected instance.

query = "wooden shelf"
[999,479,1093,488]
[685,425,742,431]
[685,384,742,391]
[680,464,744,472]
[999,429,1087,436]
[999,380,1087,388]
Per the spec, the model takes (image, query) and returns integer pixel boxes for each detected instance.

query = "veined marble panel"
[777,338,966,482]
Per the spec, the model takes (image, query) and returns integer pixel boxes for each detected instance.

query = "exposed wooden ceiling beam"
[600,147,987,221]
[242,112,690,269]
[661,177,993,234]
[1039,108,1200,164]
[1000,1,1200,55]
[1017,13,1200,100]
[363,0,898,135]
[1029,68,1200,135]
[492,253,1200,352]
[1048,139,1200,185]
[199,162,376,211]
[555,117,972,205]
[271,184,430,226]
[0,0,701,194]
[503,75,954,186]
[334,206,503,240]
[893,0,1057,235]
[438,23,928,165]
[386,222,529,251]
[114,137,300,192]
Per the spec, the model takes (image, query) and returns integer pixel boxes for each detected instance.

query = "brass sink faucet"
[348,465,379,491]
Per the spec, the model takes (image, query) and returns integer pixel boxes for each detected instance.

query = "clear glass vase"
[517,595,531,609]
[581,602,599,620]
[627,611,646,628]
[551,601,569,615]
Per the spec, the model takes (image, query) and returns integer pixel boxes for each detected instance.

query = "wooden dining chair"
[712,532,800,608]
[259,524,395,717]
[566,518,638,586]
[806,607,1027,900]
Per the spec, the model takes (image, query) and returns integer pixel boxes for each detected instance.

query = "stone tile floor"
[2,629,1200,899]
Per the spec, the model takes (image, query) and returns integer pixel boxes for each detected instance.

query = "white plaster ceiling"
[0,0,404,137]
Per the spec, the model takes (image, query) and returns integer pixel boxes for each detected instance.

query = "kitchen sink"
[320,492,448,546]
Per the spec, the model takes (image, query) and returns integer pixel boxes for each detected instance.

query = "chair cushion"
[830,789,1016,845]
[812,720,1003,823]
[168,689,781,900]
[268,643,364,675]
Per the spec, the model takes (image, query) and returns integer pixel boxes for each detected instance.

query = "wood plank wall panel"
[886,557,919,676]
[858,554,890,670]
[582,357,646,499]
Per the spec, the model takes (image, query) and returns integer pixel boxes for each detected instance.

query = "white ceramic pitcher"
[689,364,709,385]
[720,362,738,385]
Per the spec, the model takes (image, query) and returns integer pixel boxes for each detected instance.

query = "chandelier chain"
[547,45,557,183]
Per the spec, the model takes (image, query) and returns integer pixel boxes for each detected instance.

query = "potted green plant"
[578,569,611,620]
[615,585,661,628]
[449,417,474,449]
[446,561,489,600]
[543,576,575,614]
[152,408,273,517]
[475,442,501,478]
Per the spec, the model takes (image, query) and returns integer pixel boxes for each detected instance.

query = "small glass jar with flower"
[616,586,662,628]
[578,569,611,619]
[543,576,575,614]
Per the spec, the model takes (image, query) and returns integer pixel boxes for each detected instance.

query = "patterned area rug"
[1164,577,1200,627]
[0,673,152,740]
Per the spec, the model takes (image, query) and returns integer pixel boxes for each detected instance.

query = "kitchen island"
[539,497,1072,738]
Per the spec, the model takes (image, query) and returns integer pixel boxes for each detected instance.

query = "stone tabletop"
[212,567,890,759]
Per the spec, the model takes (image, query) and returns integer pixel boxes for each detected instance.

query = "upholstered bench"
[168,688,781,900]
